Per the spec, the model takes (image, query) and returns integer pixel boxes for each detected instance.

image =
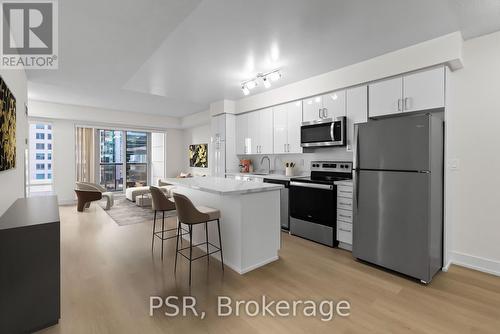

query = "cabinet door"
[273,105,287,154]
[302,95,323,122]
[259,108,274,154]
[322,90,346,120]
[403,67,445,113]
[346,86,368,151]
[286,101,303,154]
[368,77,403,117]
[235,114,248,154]
[247,111,260,154]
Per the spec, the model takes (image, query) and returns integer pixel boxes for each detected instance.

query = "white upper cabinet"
[322,90,346,120]
[235,113,248,155]
[302,96,323,123]
[259,107,274,154]
[247,111,260,154]
[238,108,273,155]
[369,67,445,118]
[286,101,303,154]
[273,105,287,154]
[273,101,303,154]
[403,67,445,113]
[346,86,368,151]
[368,77,403,117]
[303,90,346,122]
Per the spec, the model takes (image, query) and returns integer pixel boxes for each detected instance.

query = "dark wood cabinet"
[0,196,60,334]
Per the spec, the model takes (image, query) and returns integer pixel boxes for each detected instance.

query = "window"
[48,163,52,170]
[36,124,45,129]
[126,131,148,188]
[47,174,52,180]
[36,163,45,170]
[47,153,52,160]
[47,125,52,130]
[36,174,45,180]
[99,130,124,191]
[47,133,52,140]
[36,143,45,150]
[36,153,45,160]
[47,143,52,150]
[36,133,45,140]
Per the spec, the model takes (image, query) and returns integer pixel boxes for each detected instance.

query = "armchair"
[75,182,114,210]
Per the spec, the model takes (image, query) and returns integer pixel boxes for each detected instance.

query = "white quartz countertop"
[163,177,284,195]
[225,172,308,181]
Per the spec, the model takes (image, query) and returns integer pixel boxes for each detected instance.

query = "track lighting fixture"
[240,69,282,95]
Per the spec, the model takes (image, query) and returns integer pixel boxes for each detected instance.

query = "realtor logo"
[1,0,58,69]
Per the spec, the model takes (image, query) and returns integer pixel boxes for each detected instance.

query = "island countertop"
[162,176,283,195]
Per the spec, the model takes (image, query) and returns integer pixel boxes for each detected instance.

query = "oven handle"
[290,181,333,190]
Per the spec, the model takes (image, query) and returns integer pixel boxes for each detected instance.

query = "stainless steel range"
[289,161,352,247]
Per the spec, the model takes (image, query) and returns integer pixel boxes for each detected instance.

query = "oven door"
[289,181,336,227]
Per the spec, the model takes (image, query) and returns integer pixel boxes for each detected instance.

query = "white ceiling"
[27,0,500,118]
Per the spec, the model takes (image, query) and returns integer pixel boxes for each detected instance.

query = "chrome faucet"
[260,156,271,174]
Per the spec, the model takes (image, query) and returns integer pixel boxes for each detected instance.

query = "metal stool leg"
[161,211,165,261]
[152,210,157,251]
[217,219,224,271]
[205,222,209,263]
[189,225,193,285]
[174,219,180,273]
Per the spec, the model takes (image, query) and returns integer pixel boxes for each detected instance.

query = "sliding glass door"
[125,131,148,188]
[98,129,150,191]
[99,130,124,191]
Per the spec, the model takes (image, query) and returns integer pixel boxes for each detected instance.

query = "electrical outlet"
[448,158,460,170]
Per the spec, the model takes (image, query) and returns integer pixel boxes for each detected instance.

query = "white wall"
[446,30,500,275]
[29,100,181,129]
[236,32,463,114]
[183,124,211,176]
[0,69,28,215]
[245,148,353,175]
[28,101,189,203]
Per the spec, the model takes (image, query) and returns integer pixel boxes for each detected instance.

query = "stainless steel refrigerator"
[352,113,443,283]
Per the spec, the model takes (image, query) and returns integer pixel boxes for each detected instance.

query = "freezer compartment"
[357,114,431,171]
[353,170,431,281]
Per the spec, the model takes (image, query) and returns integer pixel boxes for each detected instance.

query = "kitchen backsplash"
[235,147,353,174]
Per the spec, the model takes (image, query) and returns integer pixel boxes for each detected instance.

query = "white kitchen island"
[162,177,283,274]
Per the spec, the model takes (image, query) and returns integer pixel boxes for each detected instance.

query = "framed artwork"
[0,76,16,172]
[189,144,208,168]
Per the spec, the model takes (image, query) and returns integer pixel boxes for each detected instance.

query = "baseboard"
[240,256,279,274]
[450,251,500,277]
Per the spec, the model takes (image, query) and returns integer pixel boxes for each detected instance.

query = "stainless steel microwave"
[300,116,346,147]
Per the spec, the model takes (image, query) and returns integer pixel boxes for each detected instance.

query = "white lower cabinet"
[335,182,353,250]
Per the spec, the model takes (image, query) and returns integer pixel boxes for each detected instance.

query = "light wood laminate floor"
[37,204,500,334]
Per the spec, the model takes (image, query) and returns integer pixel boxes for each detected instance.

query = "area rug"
[104,196,177,226]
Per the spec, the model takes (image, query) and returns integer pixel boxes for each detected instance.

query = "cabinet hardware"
[318,109,322,119]
[287,144,290,152]
[322,108,328,118]
[284,144,286,152]
[404,97,410,110]
[397,99,402,111]
[339,228,351,233]
[339,202,351,206]
[339,214,351,219]
[339,190,352,193]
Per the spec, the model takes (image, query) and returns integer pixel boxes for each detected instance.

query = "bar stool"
[172,193,224,285]
[150,186,186,260]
